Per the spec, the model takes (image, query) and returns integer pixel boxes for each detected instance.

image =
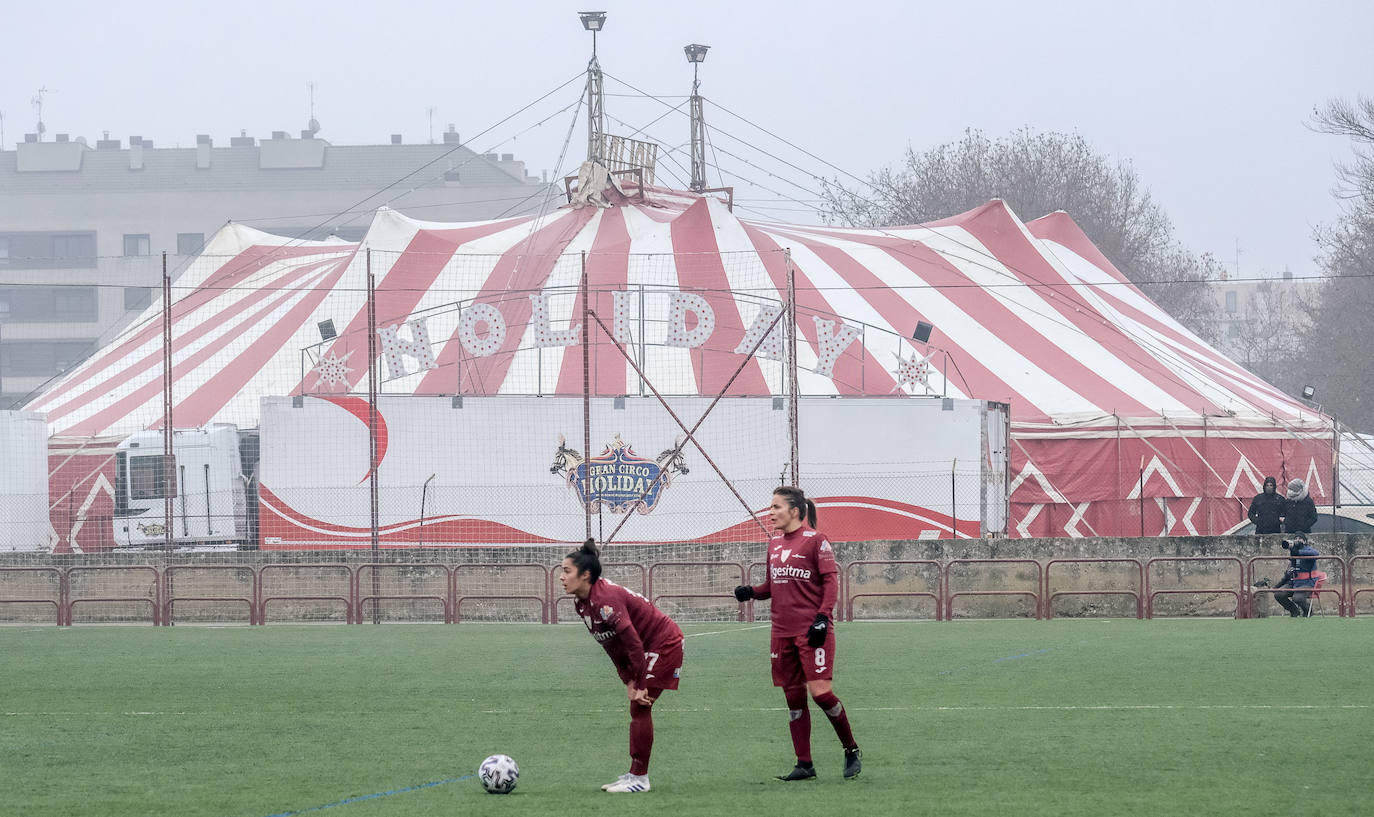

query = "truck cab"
[113,425,255,549]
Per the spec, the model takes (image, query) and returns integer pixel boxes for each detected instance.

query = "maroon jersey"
[575,578,683,687]
[750,526,839,637]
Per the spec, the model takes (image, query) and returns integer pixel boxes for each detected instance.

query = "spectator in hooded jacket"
[1247,476,1284,534]
[1283,478,1318,534]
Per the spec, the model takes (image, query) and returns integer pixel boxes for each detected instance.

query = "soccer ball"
[478,754,519,794]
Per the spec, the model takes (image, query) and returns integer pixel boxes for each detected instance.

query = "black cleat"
[843,747,863,779]
[777,763,817,781]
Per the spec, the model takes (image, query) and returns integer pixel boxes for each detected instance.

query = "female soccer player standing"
[560,538,684,793]
[734,486,862,780]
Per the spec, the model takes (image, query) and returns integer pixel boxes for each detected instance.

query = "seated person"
[1272,536,1321,617]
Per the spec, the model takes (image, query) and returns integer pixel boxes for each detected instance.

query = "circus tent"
[28,182,1333,538]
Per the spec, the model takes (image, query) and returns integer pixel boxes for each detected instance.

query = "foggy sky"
[5,0,1372,278]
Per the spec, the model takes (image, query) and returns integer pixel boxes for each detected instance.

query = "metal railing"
[4,554,1373,625]
[1044,558,1145,619]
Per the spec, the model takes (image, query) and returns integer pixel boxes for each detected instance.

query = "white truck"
[112,424,258,549]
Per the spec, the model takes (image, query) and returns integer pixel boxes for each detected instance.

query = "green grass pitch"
[4,619,1372,816]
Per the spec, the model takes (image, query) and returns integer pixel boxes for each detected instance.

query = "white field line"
[684,624,770,638]
[858,704,1374,711]
[5,712,194,716]
[476,703,1374,714]
[9,703,1368,717]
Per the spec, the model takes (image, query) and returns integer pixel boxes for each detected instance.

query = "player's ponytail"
[566,537,603,583]
[774,486,818,529]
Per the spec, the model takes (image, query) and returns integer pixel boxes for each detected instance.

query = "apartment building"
[1209,272,1321,383]
[0,128,552,408]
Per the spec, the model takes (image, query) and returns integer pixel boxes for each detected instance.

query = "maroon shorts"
[643,638,684,692]
[770,629,835,688]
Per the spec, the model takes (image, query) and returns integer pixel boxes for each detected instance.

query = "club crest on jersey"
[780,549,793,562]
[599,605,615,621]
[551,433,689,514]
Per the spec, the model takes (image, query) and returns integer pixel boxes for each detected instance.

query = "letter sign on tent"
[611,290,635,344]
[528,292,580,348]
[733,302,785,360]
[665,292,715,348]
[812,316,860,378]
[378,319,439,379]
[457,303,507,357]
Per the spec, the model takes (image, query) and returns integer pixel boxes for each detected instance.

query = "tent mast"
[684,44,710,192]
[579,12,608,163]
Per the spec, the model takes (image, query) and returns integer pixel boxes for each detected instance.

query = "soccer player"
[560,538,684,793]
[734,486,862,781]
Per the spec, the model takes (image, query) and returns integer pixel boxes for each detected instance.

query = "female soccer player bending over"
[734,486,862,781]
[560,538,684,793]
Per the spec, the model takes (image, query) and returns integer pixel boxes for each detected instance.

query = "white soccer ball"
[478,754,519,794]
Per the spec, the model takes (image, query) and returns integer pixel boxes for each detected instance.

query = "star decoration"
[311,349,355,391]
[894,351,932,392]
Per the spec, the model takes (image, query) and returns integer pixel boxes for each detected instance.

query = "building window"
[176,233,205,256]
[0,287,98,323]
[53,291,95,322]
[54,289,98,322]
[124,287,153,311]
[1224,290,1237,314]
[54,346,86,374]
[51,233,97,264]
[124,234,151,257]
[0,232,97,269]
[0,340,95,376]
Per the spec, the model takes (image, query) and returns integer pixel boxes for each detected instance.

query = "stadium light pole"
[684,43,710,192]
[579,11,607,163]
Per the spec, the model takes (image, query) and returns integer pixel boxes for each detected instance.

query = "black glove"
[733,585,755,602]
[1253,577,1271,588]
[807,613,830,647]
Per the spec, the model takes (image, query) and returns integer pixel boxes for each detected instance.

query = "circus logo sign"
[551,434,689,514]
[136,521,166,537]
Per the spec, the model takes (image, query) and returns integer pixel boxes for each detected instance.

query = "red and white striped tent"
[30,183,1332,538]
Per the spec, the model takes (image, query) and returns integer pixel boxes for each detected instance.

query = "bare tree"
[822,128,1221,342]
[1311,96,1374,206]
[1222,282,1309,388]
[1295,97,1374,429]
